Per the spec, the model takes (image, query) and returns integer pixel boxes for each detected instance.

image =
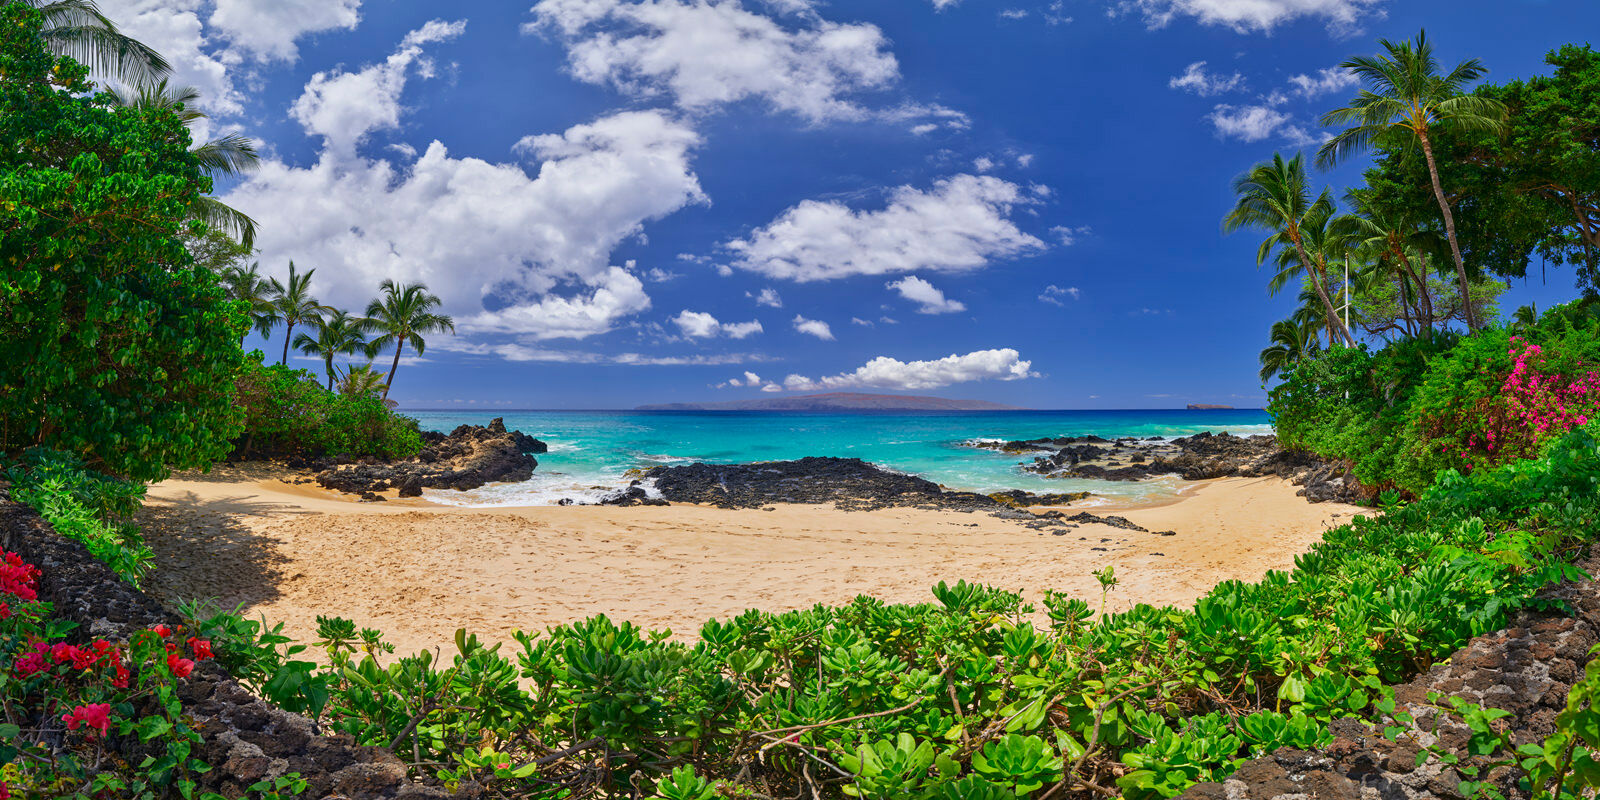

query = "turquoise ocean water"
[406,409,1274,508]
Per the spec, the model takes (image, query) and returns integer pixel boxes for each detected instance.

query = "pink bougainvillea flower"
[62,703,112,735]
[150,624,172,638]
[166,652,195,678]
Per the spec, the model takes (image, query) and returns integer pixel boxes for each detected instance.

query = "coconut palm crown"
[268,262,324,367]
[29,0,169,85]
[365,280,455,400]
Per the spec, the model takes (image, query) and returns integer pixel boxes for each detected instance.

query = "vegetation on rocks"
[230,357,423,462]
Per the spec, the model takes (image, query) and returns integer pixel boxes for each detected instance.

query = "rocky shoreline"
[970,432,1368,504]
[312,418,547,501]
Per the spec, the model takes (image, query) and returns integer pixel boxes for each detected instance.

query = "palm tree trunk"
[326,356,335,390]
[1292,238,1355,346]
[281,321,293,366]
[383,339,404,400]
[1418,130,1479,331]
[1394,249,1434,332]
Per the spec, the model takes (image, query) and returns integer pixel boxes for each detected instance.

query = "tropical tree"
[219,262,279,342]
[26,0,168,85]
[365,280,454,400]
[1224,152,1356,346]
[1259,318,1321,383]
[1331,190,1446,333]
[110,80,260,245]
[1317,30,1509,330]
[294,309,371,390]
[338,364,388,399]
[268,262,324,366]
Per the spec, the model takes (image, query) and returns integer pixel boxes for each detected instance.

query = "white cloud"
[227,79,706,340]
[1045,1,1073,24]
[1111,0,1385,34]
[851,316,874,326]
[887,276,966,315]
[673,310,764,339]
[725,174,1046,282]
[1039,285,1080,306]
[782,348,1035,392]
[526,0,911,124]
[1000,8,1028,18]
[720,370,765,388]
[1049,225,1090,246]
[792,315,835,340]
[750,287,784,308]
[973,156,996,172]
[291,19,466,157]
[1288,66,1357,98]
[97,0,241,124]
[437,340,766,365]
[209,0,363,62]
[1168,61,1243,96]
[1206,103,1293,142]
[643,266,681,282]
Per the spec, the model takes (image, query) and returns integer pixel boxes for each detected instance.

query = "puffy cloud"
[1207,103,1292,142]
[887,276,965,315]
[1039,285,1080,306]
[725,174,1046,282]
[850,317,874,326]
[1168,61,1243,96]
[291,19,466,157]
[97,0,241,124]
[719,371,765,388]
[792,315,835,340]
[209,0,362,62]
[226,82,706,340]
[749,287,784,308]
[1111,0,1385,34]
[673,310,764,339]
[1049,225,1090,246]
[526,0,902,123]
[1288,66,1358,98]
[782,348,1036,392]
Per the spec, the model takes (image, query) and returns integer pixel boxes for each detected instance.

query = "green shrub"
[0,2,247,483]
[231,356,422,461]
[179,421,1600,799]
[3,449,153,586]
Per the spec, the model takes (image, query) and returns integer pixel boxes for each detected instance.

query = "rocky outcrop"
[976,432,1370,505]
[1180,556,1600,800]
[316,418,545,497]
[0,484,477,799]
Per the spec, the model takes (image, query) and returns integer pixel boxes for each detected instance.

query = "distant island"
[636,392,1023,412]
[1187,403,1234,410]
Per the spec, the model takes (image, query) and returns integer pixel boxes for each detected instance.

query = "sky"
[98,0,1599,410]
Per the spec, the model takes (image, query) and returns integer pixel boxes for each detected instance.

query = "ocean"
[405,409,1274,508]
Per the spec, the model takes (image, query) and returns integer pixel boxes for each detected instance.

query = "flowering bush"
[1468,337,1600,460]
[0,549,262,799]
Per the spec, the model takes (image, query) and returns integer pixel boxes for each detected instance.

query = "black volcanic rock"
[316,417,547,496]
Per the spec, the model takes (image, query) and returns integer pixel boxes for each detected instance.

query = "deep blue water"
[404,409,1273,507]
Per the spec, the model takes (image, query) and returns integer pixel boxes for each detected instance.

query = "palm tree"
[1330,191,1446,334]
[111,80,260,246]
[294,309,370,390]
[219,262,279,342]
[365,280,454,400]
[338,364,388,399]
[28,0,169,85]
[1224,152,1356,346]
[1259,318,1321,383]
[1316,30,1509,331]
[268,262,323,366]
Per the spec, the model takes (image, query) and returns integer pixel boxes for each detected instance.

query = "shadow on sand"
[135,489,314,618]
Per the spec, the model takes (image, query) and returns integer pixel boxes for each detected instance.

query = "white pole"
[1343,253,1350,336]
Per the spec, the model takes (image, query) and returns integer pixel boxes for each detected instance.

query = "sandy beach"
[136,465,1365,656]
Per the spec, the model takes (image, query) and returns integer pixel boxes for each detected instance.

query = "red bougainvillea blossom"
[62,703,112,735]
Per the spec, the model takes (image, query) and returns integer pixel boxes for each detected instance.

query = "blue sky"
[103,0,1597,409]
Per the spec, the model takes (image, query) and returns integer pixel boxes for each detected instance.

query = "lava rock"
[316,418,545,496]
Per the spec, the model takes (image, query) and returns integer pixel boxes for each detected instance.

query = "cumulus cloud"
[97,0,242,125]
[439,340,763,365]
[1288,66,1358,98]
[887,276,966,314]
[224,28,708,344]
[525,0,949,126]
[792,315,835,340]
[1111,0,1386,34]
[673,310,764,339]
[1038,285,1080,306]
[291,19,466,157]
[782,348,1035,392]
[209,0,363,62]
[1168,61,1244,96]
[719,371,765,388]
[1049,225,1090,246]
[725,174,1046,282]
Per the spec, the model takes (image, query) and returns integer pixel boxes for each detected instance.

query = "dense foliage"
[230,356,423,462]
[0,2,247,483]
[169,421,1600,799]
[1272,300,1600,493]
[2,449,153,586]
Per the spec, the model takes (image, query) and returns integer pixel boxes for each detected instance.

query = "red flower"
[13,650,45,678]
[151,624,172,638]
[188,638,213,660]
[166,652,195,678]
[0,602,11,620]
[62,703,112,735]
[112,658,132,689]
